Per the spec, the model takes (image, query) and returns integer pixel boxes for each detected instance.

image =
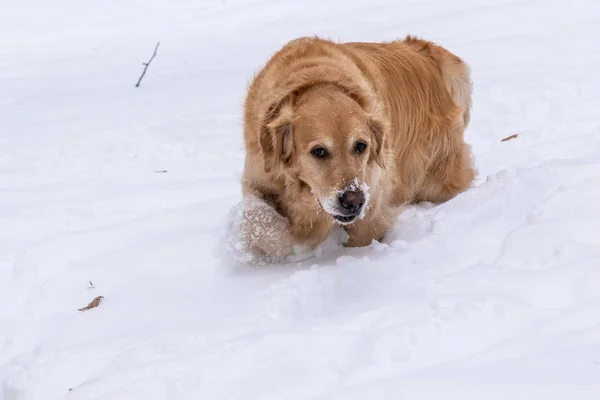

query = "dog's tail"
[439,53,472,129]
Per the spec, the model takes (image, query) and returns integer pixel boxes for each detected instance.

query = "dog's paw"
[231,195,297,263]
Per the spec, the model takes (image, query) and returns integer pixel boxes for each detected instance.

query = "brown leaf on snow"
[78,296,104,312]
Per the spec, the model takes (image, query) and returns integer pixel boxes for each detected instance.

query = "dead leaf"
[78,296,104,312]
[501,133,518,142]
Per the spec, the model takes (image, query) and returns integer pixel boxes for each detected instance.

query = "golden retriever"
[237,35,476,262]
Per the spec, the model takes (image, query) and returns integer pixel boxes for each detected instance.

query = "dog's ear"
[368,117,385,169]
[260,100,294,174]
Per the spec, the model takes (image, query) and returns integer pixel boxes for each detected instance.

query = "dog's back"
[345,37,470,137]
[401,36,472,128]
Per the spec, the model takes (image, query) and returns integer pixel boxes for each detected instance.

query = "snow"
[1,0,600,399]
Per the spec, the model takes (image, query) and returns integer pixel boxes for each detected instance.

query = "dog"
[237,35,476,262]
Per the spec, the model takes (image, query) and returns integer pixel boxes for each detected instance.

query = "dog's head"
[260,85,386,225]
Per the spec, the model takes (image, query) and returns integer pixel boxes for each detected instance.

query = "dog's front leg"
[343,219,389,247]
[238,196,296,261]
[342,205,399,247]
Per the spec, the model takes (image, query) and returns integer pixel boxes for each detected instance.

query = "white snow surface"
[2,0,600,399]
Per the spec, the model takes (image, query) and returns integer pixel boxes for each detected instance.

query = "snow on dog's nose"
[317,178,370,225]
[331,179,370,224]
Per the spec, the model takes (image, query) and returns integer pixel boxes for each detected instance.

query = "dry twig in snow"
[135,42,160,87]
[501,133,519,142]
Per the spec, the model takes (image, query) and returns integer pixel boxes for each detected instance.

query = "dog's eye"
[355,141,367,153]
[311,147,328,159]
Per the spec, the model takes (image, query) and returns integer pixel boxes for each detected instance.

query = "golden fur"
[239,35,476,261]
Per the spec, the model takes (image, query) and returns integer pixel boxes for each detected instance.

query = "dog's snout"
[338,190,365,214]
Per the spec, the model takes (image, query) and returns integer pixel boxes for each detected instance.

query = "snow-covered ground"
[2,0,600,399]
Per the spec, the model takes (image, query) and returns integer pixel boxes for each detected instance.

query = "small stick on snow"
[78,296,104,312]
[501,133,518,142]
[86,280,95,289]
[135,42,160,88]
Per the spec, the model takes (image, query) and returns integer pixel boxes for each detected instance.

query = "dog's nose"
[338,190,365,214]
